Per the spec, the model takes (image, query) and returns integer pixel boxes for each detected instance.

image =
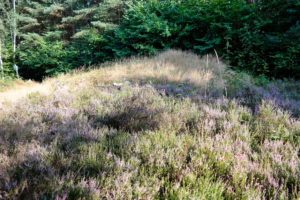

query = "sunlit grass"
[0,79,52,108]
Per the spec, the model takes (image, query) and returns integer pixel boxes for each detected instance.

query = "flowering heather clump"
[0,50,299,199]
[225,72,300,117]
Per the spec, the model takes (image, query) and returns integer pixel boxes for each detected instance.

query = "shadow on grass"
[104,76,300,118]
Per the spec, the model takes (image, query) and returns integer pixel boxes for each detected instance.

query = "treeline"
[0,0,299,80]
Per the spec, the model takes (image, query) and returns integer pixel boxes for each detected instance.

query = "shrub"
[18,33,69,81]
[109,0,300,78]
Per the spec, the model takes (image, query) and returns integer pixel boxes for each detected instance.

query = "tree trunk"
[12,0,18,78]
[0,39,3,79]
[12,0,16,60]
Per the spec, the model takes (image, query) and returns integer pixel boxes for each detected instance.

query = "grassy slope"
[0,50,299,199]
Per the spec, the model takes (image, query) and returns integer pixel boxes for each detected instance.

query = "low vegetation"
[0,78,17,92]
[0,50,299,199]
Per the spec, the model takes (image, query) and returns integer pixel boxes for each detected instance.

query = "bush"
[109,0,300,78]
[18,33,69,80]
[9,0,299,80]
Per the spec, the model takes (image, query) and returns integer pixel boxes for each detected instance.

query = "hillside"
[0,50,299,199]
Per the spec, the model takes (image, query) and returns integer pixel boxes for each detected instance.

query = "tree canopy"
[0,0,299,80]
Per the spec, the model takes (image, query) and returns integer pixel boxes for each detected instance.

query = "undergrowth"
[0,50,299,199]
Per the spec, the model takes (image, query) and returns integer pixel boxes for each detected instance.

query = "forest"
[0,0,300,199]
[0,0,299,80]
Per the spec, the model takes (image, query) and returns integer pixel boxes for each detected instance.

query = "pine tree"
[0,0,136,79]
[0,0,34,78]
[21,0,63,35]
[60,0,131,39]
[0,1,10,79]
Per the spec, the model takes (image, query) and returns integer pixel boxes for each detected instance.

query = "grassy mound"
[0,50,299,199]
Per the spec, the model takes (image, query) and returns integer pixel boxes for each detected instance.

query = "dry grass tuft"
[53,50,226,93]
[0,79,53,108]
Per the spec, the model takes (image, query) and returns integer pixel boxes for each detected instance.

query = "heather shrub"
[225,71,300,117]
[0,51,299,199]
[0,142,54,199]
[74,84,204,135]
[95,85,167,132]
[252,101,299,145]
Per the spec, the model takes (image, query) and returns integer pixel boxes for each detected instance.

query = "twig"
[206,54,209,68]
[214,49,220,64]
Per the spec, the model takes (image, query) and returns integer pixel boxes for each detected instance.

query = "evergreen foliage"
[0,0,299,80]
[109,0,300,78]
